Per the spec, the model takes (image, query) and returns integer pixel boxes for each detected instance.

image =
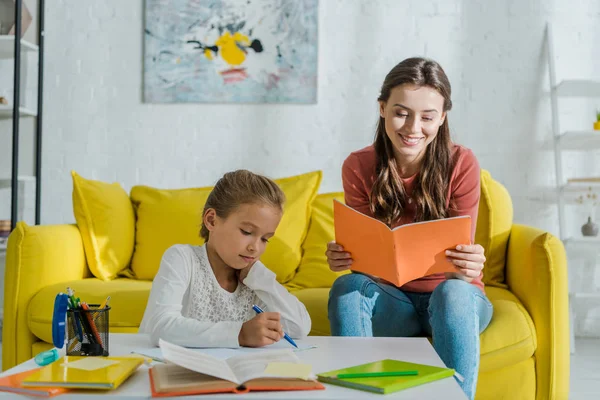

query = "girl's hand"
[238,312,284,347]
[444,244,485,283]
[326,241,353,272]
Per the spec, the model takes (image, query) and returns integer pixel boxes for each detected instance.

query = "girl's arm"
[243,263,312,339]
[139,245,244,348]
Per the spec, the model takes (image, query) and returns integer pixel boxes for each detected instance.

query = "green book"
[317,359,455,395]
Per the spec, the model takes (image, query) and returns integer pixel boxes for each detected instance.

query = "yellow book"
[22,356,145,390]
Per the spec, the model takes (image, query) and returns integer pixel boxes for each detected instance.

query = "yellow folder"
[22,356,145,390]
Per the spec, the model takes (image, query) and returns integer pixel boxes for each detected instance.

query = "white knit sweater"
[139,244,311,347]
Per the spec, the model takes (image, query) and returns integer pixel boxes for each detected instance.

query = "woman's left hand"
[444,244,485,282]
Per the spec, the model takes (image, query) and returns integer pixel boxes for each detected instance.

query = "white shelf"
[528,182,600,204]
[571,292,600,299]
[0,105,36,119]
[0,35,38,59]
[562,181,600,192]
[557,131,600,150]
[0,175,36,190]
[554,80,600,97]
[564,236,600,248]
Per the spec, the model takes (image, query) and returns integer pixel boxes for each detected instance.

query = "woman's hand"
[444,244,485,283]
[326,241,353,272]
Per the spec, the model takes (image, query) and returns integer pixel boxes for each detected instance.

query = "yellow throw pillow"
[72,171,135,281]
[475,170,513,288]
[130,171,322,283]
[287,192,350,290]
[129,185,210,280]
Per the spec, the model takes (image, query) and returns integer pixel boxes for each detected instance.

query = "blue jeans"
[328,273,493,400]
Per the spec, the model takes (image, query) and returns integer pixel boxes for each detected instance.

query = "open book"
[333,200,471,287]
[149,339,324,397]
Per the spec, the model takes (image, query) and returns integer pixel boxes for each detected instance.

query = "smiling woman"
[325,57,492,400]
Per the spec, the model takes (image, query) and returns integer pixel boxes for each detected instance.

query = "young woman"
[326,57,493,400]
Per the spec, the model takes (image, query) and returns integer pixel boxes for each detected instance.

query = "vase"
[581,217,599,237]
[594,121,600,131]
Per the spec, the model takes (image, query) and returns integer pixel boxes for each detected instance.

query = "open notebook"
[149,339,324,397]
[333,200,471,287]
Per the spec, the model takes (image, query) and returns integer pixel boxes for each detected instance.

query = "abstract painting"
[144,0,318,104]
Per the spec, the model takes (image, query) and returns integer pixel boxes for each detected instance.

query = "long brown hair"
[370,57,453,226]
[200,170,285,240]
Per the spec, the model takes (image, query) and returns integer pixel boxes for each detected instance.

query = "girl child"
[140,169,311,348]
[326,57,493,400]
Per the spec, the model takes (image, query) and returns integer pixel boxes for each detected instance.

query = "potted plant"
[595,109,600,131]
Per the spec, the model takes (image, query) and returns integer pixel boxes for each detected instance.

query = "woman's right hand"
[326,241,354,272]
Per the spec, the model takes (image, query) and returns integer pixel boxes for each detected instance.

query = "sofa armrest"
[2,222,90,370]
[505,224,569,400]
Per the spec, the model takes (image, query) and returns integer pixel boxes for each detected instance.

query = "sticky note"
[62,358,120,371]
[263,362,312,380]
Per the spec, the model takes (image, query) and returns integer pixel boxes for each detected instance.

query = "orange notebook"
[0,368,68,398]
[333,200,471,287]
[149,339,325,397]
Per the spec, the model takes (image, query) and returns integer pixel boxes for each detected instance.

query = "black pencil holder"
[66,304,110,356]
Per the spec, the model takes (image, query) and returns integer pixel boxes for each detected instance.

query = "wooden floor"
[0,338,598,398]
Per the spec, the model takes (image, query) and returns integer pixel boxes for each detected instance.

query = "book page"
[159,339,239,384]
[333,200,396,282]
[226,349,301,383]
[393,216,471,285]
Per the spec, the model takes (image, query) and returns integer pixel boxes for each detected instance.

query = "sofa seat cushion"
[28,278,152,344]
[290,288,332,336]
[290,286,536,371]
[479,286,537,371]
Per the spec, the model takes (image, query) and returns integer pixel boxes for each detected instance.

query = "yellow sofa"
[2,170,569,399]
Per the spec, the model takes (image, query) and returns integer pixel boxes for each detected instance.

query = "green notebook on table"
[317,359,455,394]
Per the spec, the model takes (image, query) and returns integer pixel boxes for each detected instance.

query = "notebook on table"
[149,339,324,397]
[21,356,146,390]
[0,368,69,397]
[317,359,456,395]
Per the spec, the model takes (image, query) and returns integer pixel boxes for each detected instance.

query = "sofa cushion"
[287,192,350,290]
[290,286,536,370]
[479,287,537,371]
[71,171,136,281]
[129,171,322,283]
[475,170,513,288]
[28,279,152,344]
[290,288,332,336]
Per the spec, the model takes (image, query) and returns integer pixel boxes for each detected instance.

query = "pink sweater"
[341,144,484,293]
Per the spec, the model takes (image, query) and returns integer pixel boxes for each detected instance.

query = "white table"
[0,334,467,399]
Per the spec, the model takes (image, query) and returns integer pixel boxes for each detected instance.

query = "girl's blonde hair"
[200,170,285,240]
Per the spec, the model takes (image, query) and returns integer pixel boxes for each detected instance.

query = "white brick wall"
[5,0,600,335]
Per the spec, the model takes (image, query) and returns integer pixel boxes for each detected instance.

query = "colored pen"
[251,304,298,348]
[335,371,419,379]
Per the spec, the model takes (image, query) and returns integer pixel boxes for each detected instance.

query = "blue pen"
[252,304,298,348]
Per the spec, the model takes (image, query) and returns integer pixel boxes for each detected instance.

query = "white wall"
[34,0,600,335]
